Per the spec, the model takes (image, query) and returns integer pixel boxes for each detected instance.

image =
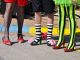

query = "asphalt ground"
[0,32,80,60]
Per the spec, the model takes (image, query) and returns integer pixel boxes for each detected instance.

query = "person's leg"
[31,12,42,44]
[43,0,55,46]
[3,2,13,45]
[31,0,42,45]
[53,5,66,49]
[16,6,24,43]
[46,13,54,46]
[16,0,28,43]
[64,5,76,52]
[58,5,65,42]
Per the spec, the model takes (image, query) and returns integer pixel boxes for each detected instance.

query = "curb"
[29,27,80,36]
[0,24,29,32]
[0,24,80,36]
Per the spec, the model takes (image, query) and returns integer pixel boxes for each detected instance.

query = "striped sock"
[47,24,53,42]
[34,24,41,42]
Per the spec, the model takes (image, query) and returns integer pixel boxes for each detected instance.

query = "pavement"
[0,32,80,60]
[0,9,80,60]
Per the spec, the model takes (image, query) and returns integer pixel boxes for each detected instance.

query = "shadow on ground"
[52,32,80,51]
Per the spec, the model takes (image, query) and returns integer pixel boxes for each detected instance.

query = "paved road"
[0,33,80,60]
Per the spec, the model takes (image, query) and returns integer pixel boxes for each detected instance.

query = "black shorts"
[31,0,55,14]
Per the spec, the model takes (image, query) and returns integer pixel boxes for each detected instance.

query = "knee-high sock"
[56,5,66,46]
[34,24,41,42]
[47,24,53,41]
[67,5,76,49]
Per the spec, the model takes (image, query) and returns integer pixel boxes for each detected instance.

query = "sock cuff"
[47,24,53,26]
[35,24,41,26]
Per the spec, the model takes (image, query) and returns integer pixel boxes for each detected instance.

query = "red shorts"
[4,0,28,6]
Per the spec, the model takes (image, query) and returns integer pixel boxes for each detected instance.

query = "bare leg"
[35,12,41,24]
[31,12,42,45]
[47,13,54,46]
[47,13,54,24]
[17,6,24,38]
[16,6,25,43]
[3,3,13,40]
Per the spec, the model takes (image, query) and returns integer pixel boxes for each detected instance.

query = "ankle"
[18,34,23,38]
[3,36,9,40]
